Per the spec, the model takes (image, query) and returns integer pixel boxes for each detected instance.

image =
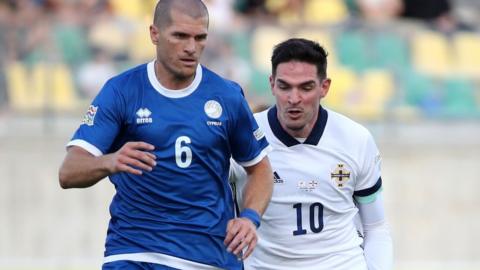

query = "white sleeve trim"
[236,145,272,167]
[67,139,103,157]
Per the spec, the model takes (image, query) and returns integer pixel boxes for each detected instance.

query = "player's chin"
[285,122,305,132]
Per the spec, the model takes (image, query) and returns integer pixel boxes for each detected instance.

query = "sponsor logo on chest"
[136,108,153,124]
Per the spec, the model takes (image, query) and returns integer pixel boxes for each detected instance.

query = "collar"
[267,105,328,147]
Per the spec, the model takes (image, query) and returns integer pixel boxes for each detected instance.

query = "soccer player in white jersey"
[58,1,273,269]
[230,38,393,270]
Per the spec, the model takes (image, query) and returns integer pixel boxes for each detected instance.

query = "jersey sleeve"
[67,80,124,156]
[354,132,383,204]
[229,92,271,167]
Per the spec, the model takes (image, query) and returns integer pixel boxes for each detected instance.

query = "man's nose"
[184,38,196,54]
[288,89,301,104]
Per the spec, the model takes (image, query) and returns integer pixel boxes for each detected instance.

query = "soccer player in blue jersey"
[58,1,273,269]
[231,38,393,269]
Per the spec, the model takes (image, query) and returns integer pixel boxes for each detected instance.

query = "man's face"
[270,61,330,138]
[150,8,208,81]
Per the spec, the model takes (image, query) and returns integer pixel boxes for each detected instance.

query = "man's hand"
[224,217,258,260]
[108,141,156,175]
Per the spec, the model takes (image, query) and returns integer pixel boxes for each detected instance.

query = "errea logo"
[136,108,153,124]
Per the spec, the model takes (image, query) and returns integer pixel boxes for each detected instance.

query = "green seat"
[336,31,370,72]
[54,24,90,66]
[402,71,442,117]
[372,32,410,72]
[441,78,478,118]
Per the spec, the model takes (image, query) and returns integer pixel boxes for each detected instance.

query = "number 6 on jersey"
[175,136,192,168]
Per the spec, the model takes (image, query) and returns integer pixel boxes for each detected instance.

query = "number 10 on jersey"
[293,202,324,236]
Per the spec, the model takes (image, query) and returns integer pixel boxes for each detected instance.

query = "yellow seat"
[89,20,128,57]
[5,62,30,110]
[323,67,358,112]
[109,0,156,21]
[31,63,48,110]
[303,0,349,25]
[250,26,289,73]
[51,64,77,111]
[128,21,156,62]
[453,32,480,77]
[412,31,452,76]
[354,69,394,120]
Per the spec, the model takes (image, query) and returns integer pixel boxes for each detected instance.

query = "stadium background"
[0,0,479,269]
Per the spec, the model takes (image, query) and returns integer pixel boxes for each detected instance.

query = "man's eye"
[174,33,188,39]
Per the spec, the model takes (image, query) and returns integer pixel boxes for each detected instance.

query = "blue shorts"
[103,261,180,270]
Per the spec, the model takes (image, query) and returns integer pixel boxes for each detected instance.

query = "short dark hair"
[153,0,209,28]
[271,38,328,79]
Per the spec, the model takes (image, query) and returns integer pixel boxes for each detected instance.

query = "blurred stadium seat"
[5,62,30,111]
[372,31,410,71]
[109,0,156,21]
[354,69,394,120]
[250,26,289,73]
[402,71,443,116]
[51,64,77,112]
[452,32,480,77]
[441,78,478,117]
[128,21,156,62]
[412,31,452,76]
[324,67,358,111]
[336,30,371,72]
[303,0,349,25]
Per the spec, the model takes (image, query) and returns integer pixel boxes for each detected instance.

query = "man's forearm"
[59,147,111,189]
[242,157,273,216]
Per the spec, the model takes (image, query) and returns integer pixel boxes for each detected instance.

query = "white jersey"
[231,106,383,270]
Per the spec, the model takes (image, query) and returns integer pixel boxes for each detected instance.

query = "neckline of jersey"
[147,60,203,99]
[267,106,328,147]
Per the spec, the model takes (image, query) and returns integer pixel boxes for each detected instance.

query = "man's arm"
[58,142,156,189]
[224,156,273,259]
[358,193,393,270]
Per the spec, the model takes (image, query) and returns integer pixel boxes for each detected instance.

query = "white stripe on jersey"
[103,252,224,270]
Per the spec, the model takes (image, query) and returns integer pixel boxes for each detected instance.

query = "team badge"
[331,163,351,187]
[204,100,222,119]
[82,105,98,126]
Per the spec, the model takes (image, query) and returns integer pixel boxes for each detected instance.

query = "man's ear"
[320,78,331,98]
[150,24,159,45]
[269,75,275,95]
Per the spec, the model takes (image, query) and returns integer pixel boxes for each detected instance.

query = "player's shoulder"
[106,63,147,87]
[201,66,244,96]
[325,107,372,140]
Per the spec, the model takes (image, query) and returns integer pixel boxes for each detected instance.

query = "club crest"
[331,164,351,187]
[204,100,222,119]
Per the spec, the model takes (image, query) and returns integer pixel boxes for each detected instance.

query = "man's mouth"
[286,108,303,119]
[180,58,196,66]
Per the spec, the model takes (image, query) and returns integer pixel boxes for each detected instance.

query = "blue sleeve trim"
[354,177,382,197]
[239,208,261,228]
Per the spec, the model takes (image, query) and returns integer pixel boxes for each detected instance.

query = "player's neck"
[154,61,196,90]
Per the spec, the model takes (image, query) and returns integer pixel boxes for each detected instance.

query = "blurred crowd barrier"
[0,0,479,121]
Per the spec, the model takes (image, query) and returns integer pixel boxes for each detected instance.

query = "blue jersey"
[68,61,270,270]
